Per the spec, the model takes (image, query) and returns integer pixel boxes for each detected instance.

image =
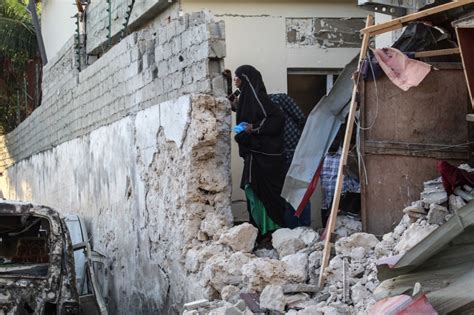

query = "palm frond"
[0,0,38,60]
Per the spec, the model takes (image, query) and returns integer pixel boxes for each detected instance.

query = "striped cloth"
[321,150,360,209]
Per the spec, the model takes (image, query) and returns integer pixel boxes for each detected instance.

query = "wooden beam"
[361,0,474,36]
[318,15,374,288]
[456,27,474,109]
[414,47,460,58]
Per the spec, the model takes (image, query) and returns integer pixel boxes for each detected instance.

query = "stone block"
[427,204,448,225]
[208,21,225,40]
[183,299,210,311]
[221,285,241,304]
[421,191,448,206]
[454,187,474,202]
[282,253,308,282]
[449,194,466,212]
[260,285,285,313]
[209,40,226,58]
[219,223,258,253]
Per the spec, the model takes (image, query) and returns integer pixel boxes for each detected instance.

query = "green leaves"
[0,0,41,134]
[0,0,38,62]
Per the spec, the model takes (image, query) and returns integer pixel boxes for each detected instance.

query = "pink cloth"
[369,294,437,315]
[373,48,431,91]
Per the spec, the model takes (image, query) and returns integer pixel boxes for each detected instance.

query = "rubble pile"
[182,168,473,314]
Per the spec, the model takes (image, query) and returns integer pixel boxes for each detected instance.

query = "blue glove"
[233,122,248,134]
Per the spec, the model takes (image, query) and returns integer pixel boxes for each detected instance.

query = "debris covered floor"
[181,164,474,315]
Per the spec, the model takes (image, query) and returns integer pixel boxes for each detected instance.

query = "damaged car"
[0,201,108,315]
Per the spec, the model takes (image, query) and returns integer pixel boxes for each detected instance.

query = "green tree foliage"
[0,0,40,134]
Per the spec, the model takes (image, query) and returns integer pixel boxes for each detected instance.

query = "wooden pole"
[318,14,374,288]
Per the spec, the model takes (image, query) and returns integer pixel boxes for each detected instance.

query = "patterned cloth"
[269,93,306,165]
[321,150,360,209]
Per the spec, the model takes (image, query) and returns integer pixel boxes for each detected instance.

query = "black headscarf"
[235,65,270,124]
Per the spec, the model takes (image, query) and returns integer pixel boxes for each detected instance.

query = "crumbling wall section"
[0,10,231,314]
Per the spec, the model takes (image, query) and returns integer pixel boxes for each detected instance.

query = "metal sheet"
[361,67,471,235]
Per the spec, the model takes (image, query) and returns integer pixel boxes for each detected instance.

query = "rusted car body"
[0,201,107,315]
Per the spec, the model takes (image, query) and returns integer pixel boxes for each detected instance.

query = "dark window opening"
[287,69,340,116]
[0,215,51,277]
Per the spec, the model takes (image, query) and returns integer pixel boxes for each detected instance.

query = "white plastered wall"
[183,0,367,226]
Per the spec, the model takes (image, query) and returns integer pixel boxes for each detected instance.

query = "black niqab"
[234,65,287,229]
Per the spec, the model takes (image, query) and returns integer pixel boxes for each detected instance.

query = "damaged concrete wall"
[0,9,232,314]
[286,18,366,48]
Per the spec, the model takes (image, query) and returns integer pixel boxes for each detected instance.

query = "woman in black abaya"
[233,65,287,238]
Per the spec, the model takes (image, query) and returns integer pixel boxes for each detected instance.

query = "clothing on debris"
[372,47,431,91]
[321,150,360,210]
[437,160,474,195]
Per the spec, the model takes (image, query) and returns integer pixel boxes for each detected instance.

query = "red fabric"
[294,160,324,218]
[437,161,474,195]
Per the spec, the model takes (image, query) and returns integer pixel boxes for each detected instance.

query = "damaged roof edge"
[387,200,474,272]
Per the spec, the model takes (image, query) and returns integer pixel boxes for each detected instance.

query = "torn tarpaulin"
[281,56,358,211]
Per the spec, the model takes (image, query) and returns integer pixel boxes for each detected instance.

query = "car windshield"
[0,215,51,277]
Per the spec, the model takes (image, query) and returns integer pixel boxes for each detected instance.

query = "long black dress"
[234,65,287,233]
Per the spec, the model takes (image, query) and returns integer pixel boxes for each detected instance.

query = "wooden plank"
[364,140,470,160]
[360,79,368,233]
[318,15,374,288]
[361,67,470,234]
[361,0,474,36]
[414,48,460,58]
[456,27,474,108]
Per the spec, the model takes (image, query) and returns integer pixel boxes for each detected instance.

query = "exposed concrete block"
[209,40,226,59]
[159,95,191,147]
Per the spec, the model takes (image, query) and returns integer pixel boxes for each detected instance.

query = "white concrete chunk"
[260,285,285,313]
[219,223,258,253]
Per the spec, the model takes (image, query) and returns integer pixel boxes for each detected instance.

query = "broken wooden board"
[361,0,474,36]
[414,47,460,58]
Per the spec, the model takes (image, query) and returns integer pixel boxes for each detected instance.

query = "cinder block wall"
[86,0,174,55]
[0,8,231,314]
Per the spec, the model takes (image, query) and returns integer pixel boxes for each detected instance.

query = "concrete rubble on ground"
[181,166,472,314]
